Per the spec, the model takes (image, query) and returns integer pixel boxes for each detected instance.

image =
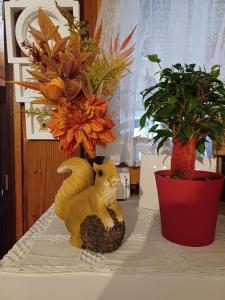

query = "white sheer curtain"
[96,0,225,165]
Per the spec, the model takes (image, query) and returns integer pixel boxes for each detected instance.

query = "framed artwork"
[14,63,40,102]
[25,102,55,140]
[4,0,79,63]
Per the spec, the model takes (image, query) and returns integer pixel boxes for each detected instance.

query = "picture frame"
[13,63,40,102]
[4,0,79,63]
[25,102,55,140]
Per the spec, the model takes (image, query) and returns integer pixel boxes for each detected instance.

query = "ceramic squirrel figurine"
[54,157,124,248]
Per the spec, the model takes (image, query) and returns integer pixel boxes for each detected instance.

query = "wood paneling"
[13,100,23,239]
[22,135,78,229]
[80,0,99,36]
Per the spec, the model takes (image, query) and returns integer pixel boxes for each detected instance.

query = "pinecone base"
[80,209,126,253]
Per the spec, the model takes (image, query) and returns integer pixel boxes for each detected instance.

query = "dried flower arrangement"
[14,4,135,157]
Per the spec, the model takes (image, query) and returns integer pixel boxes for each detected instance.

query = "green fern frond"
[26,107,52,118]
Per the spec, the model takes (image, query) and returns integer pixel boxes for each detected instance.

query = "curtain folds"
[96,0,225,165]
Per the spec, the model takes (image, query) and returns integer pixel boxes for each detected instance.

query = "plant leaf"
[113,34,119,54]
[41,55,58,72]
[12,81,41,91]
[118,44,135,60]
[187,96,199,112]
[29,25,45,42]
[27,70,50,82]
[155,129,172,137]
[52,37,70,57]
[140,114,147,129]
[38,8,62,42]
[46,25,60,41]
[197,142,205,154]
[157,137,167,155]
[32,97,54,105]
[146,54,161,63]
[149,124,158,132]
[95,20,102,44]
[70,32,81,57]
[110,38,113,56]
[81,72,94,99]
[120,25,137,51]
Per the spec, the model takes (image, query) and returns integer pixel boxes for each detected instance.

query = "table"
[1,197,225,300]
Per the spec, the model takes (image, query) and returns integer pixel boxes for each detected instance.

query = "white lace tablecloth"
[1,197,225,300]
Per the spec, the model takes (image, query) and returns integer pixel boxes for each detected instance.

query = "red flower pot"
[155,170,224,246]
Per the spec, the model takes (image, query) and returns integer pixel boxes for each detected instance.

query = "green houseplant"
[140,54,225,246]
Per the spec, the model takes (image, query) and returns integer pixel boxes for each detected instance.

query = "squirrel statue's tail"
[54,157,94,220]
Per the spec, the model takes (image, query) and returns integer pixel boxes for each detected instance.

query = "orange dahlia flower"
[48,96,116,157]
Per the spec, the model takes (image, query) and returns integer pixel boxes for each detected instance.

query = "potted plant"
[140,54,225,246]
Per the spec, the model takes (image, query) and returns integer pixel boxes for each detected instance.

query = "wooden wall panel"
[81,0,99,36]
[13,96,23,239]
[22,135,77,229]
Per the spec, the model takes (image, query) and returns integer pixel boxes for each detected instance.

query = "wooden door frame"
[0,58,17,255]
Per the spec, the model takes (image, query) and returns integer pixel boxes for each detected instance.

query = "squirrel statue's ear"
[87,156,105,167]
[93,163,99,172]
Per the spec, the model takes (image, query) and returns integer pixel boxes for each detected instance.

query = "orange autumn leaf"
[38,8,62,42]
[120,25,137,51]
[118,44,135,60]
[52,37,70,57]
[12,81,41,91]
[114,34,119,54]
[95,21,103,45]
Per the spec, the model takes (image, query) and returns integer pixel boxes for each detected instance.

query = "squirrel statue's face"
[93,161,120,197]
